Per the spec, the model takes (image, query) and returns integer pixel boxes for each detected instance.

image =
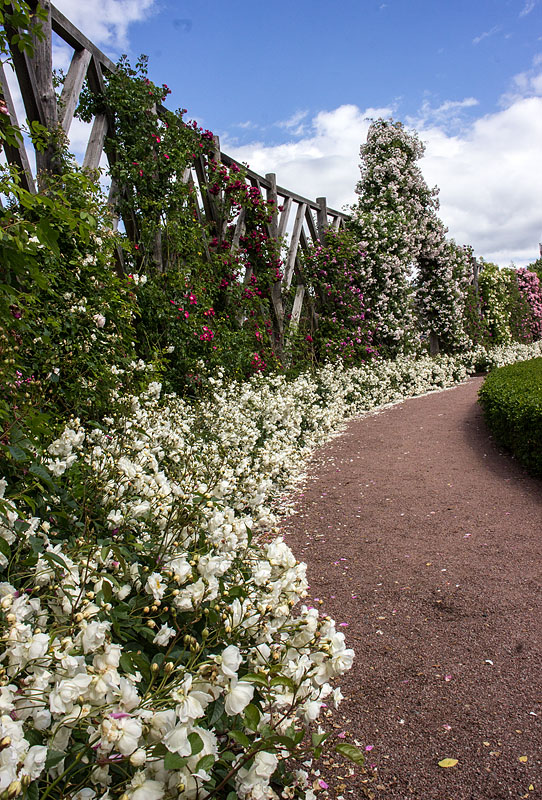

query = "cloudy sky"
[51,0,542,267]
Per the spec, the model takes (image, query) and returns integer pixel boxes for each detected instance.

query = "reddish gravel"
[281,377,542,800]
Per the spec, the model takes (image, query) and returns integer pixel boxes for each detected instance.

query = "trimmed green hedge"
[478,357,542,476]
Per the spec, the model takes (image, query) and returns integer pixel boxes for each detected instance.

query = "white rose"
[152,624,176,647]
[224,680,254,716]
[220,645,241,678]
[145,572,165,601]
[21,745,48,779]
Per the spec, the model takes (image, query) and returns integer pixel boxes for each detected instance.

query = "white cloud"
[53,0,156,50]
[472,25,501,45]
[500,55,542,104]
[407,96,479,130]
[222,92,542,267]
[275,109,309,136]
[520,1,536,17]
[222,104,393,214]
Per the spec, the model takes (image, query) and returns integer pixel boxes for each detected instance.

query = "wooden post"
[429,332,440,355]
[284,202,306,289]
[316,197,328,242]
[0,62,36,193]
[59,47,92,133]
[83,113,108,170]
[290,284,305,329]
[31,0,61,180]
[265,173,279,239]
[277,196,292,239]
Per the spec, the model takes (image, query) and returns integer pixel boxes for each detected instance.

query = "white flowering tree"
[350,118,473,356]
[349,119,436,354]
[415,225,473,353]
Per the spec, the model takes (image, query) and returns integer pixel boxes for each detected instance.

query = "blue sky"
[51,0,542,266]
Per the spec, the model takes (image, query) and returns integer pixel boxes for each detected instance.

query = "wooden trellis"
[0,0,348,343]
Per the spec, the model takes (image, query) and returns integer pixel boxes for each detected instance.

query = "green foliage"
[301,227,377,363]
[478,357,542,476]
[0,163,142,482]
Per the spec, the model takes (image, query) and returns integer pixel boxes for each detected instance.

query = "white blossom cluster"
[1,341,541,799]
[350,118,477,355]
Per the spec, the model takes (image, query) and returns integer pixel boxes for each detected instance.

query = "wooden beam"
[83,112,107,169]
[331,214,342,231]
[304,205,318,244]
[289,284,305,328]
[51,4,116,72]
[299,226,309,253]
[265,172,278,239]
[231,207,246,252]
[32,1,61,177]
[0,63,36,193]
[284,202,306,289]
[277,196,292,239]
[59,47,91,133]
[316,196,328,242]
[7,34,44,126]
[86,53,106,96]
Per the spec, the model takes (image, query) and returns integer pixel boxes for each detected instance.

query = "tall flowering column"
[349,119,438,355]
[416,222,473,353]
[516,268,542,340]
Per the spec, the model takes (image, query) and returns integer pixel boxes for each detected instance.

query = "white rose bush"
[2,341,542,799]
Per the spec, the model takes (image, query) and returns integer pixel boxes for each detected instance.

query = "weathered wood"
[429,332,440,355]
[277,196,292,240]
[284,202,307,289]
[7,31,44,126]
[290,284,305,328]
[86,53,106,96]
[194,154,218,227]
[316,197,327,242]
[59,47,91,133]
[231,207,246,252]
[83,112,108,170]
[27,1,62,178]
[265,172,278,239]
[299,226,309,253]
[331,214,342,231]
[304,205,318,243]
[0,62,36,193]
[51,4,116,72]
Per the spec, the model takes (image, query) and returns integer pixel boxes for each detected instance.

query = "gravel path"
[281,377,542,800]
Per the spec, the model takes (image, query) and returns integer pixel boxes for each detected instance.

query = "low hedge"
[478,357,542,476]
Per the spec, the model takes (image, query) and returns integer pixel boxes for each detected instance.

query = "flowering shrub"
[2,339,542,798]
[516,268,542,340]
[300,228,377,364]
[478,262,536,345]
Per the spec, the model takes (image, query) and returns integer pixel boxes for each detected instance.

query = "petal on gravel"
[438,758,459,768]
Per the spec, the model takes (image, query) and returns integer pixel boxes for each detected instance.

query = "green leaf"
[241,672,268,686]
[7,444,28,461]
[44,750,66,769]
[207,697,225,726]
[196,754,215,773]
[25,782,39,800]
[335,743,365,766]
[0,538,10,560]
[270,675,295,691]
[43,551,68,570]
[188,732,203,756]
[163,751,188,770]
[229,730,251,748]
[312,732,330,748]
[244,703,261,732]
[102,579,113,603]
